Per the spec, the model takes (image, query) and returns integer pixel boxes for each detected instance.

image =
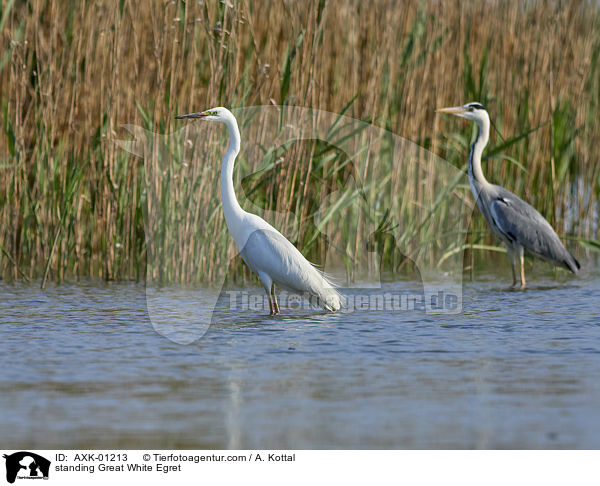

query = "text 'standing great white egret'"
[436,102,580,288]
[176,107,342,315]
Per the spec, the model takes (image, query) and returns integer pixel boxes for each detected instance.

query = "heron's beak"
[175,111,210,119]
[435,106,466,116]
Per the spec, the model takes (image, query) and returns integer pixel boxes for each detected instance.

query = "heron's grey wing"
[489,190,579,272]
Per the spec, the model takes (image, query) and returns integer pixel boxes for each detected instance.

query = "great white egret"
[436,102,580,288]
[176,107,342,314]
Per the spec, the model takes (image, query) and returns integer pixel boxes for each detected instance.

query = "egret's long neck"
[468,117,490,188]
[221,117,244,226]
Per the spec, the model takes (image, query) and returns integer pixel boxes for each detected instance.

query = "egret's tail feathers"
[309,273,343,312]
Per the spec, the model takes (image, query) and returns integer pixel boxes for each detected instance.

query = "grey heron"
[436,102,580,288]
[176,107,342,314]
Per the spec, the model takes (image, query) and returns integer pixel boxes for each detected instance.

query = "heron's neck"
[468,119,490,188]
[221,117,244,226]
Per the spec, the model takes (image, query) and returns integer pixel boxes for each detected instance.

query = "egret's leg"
[271,284,280,315]
[262,287,274,315]
[258,272,275,315]
[266,291,275,315]
[519,249,526,289]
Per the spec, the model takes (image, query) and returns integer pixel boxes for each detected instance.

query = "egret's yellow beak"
[435,106,466,115]
[175,111,210,119]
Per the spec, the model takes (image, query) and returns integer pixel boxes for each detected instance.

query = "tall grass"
[0,0,599,284]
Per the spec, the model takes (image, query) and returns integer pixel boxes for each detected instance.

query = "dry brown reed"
[0,0,598,283]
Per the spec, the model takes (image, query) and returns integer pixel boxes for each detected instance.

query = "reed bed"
[0,0,599,284]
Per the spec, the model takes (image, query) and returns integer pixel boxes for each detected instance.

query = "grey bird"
[436,102,580,288]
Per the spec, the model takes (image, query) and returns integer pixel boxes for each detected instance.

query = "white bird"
[176,107,342,315]
[436,102,580,288]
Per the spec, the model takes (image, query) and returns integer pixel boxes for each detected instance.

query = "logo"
[3,452,50,483]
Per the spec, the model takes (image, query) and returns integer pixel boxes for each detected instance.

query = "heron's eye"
[468,106,474,112]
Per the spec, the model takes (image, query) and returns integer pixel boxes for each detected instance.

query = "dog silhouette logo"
[3,452,50,483]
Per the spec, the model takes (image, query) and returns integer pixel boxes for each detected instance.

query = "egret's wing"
[489,190,579,272]
[240,228,341,309]
[240,229,325,291]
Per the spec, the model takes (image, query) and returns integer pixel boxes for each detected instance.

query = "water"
[1,273,599,449]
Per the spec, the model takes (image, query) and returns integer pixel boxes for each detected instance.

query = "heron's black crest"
[466,102,485,111]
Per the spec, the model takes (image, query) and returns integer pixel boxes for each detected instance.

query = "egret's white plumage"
[436,102,580,288]
[176,107,341,314]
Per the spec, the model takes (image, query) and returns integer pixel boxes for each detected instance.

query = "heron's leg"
[510,260,517,287]
[519,248,526,289]
[271,283,280,315]
[506,246,517,287]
